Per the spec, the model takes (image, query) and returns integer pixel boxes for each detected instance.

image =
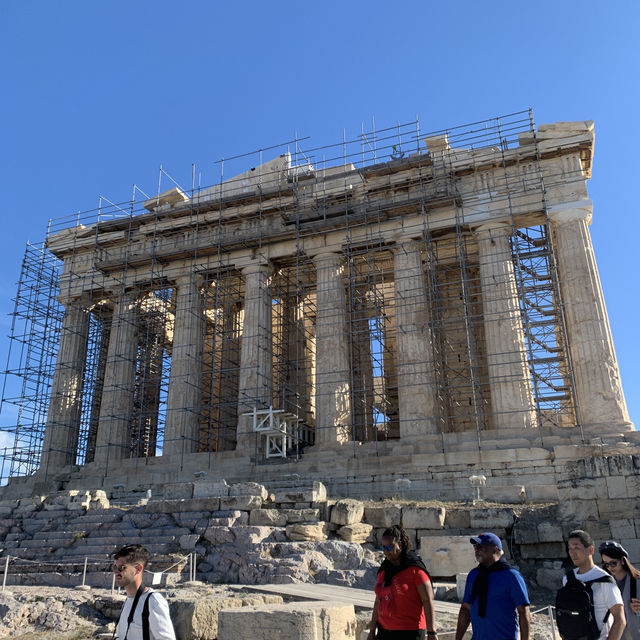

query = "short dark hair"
[382,525,411,554]
[568,529,594,548]
[114,544,151,568]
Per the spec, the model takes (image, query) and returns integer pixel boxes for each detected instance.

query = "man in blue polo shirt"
[455,532,530,640]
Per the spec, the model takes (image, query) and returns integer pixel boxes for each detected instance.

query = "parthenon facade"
[1,112,635,495]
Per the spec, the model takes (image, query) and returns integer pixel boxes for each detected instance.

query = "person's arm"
[148,594,176,640]
[367,596,379,639]
[516,604,531,640]
[416,580,438,639]
[606,603,625,640]
[455,602,471,640]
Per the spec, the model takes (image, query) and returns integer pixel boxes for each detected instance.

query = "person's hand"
[630,598,640,614]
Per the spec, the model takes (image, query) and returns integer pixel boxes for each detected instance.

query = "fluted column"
[312,251,352,446]
[549,202,632,431]
[85,308,111,463]
[236,262,273,449]
[164,273,205,457]
[382,309,400,438]
[352,309,375,440]
[39,296,91,474]
[94,290,139,466]
[475,222,536,431]
[392,239,438,438]
[131,311,165,458]
[213,299,242,451]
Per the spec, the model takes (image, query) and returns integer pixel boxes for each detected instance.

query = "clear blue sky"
[0,0,638,449]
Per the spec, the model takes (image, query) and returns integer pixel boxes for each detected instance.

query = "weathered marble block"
[217,601,357,640]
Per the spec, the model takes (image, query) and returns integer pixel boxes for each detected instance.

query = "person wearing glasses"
[113,544,176,640]
[455,532,530,640]
[367,524,438,640]
[600,540,640,639]
[561,530,625,640]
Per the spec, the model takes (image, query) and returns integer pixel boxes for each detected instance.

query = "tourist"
[559,530,625,640]
[600,540,640,639]
[367,524,438,639]
[113,544,176,640]
[454,532,530,640]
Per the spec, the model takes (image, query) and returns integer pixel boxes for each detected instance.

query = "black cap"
[598,540,628,559]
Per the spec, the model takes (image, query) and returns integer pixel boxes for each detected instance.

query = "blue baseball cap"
[470,533,502,550]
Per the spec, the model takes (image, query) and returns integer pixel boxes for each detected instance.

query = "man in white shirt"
[564,530,625,640]
[113,544,176,640]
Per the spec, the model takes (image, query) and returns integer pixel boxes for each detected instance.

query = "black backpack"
[555,570,615,640]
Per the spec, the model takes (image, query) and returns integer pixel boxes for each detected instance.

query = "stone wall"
[1,453,638,592]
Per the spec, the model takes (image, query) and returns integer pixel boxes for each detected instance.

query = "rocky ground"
[0,584,559,639]
[0,584,279,639]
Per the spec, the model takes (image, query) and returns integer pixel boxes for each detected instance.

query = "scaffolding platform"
[243,406,314,458]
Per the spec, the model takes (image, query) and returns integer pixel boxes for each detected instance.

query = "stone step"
[86,526,194,539]
[55,542,185,557]
[25,509,125,523]
[83,531,194,544]
[28,528,129,541]
[68,511,126,524]
[5,528,198,552]
[4,538,185,560]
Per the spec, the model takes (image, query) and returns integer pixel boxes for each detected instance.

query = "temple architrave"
[1,113,637,501]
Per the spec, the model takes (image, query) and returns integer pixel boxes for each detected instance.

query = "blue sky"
[0,0,638,449]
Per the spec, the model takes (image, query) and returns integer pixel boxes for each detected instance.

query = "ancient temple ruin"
[1,111,636,499]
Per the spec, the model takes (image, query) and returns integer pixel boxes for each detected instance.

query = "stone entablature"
[47,124,593,292]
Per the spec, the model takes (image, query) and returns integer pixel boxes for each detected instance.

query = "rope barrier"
[531,605,558,640]
[1,552,193,592]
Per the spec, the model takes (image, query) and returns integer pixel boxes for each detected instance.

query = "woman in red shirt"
[367,525,438,640]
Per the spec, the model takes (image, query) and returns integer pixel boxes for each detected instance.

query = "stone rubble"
[1,471,639,637]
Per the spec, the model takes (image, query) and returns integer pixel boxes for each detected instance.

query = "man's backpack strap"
[142,591,154,640]
[588,575,616,627]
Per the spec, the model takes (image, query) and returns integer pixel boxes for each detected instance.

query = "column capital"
[102,286,139,301]
[56,292,94,308]
[173,271,205,288]
[547,200,593,225]
[240,260,272,277]
[472,220,512,235]
[390,232,424,253]
[309,250,343,264]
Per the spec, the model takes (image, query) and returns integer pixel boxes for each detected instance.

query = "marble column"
[131,311,165,457]
[548,202,632,431]
[351,304,375,441]
[39,296,91,473]
[85,309,111,464]
[94,290,139,466]
[236,262,273,449]
[312,251,352,446]
[164,274,205,457]
[382,308,400,438]
[216,300,242,450]
[475,222,536,431]
[392,239,439,438]
[281,295,312,417]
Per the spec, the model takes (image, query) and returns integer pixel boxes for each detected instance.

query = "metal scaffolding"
[1,110,584,484]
